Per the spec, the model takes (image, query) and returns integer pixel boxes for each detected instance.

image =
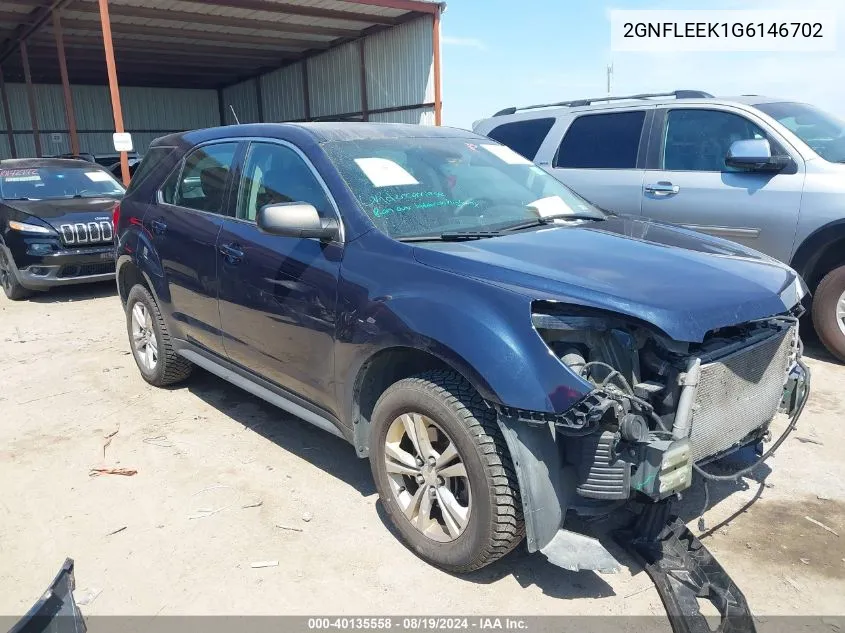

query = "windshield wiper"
[500,213,602,232]
[396,231,503,242]
[440,230,501,241]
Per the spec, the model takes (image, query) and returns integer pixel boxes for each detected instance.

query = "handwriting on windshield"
[368,191,482,218]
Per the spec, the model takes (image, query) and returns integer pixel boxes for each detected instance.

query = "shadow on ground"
[375,501,619,599]
[185,367,375,497]
[168,351,794,601]
[182,367,621,599]
[27,280,117,304]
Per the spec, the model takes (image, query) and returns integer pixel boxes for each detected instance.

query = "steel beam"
[55,18,334,49]
[97,0,128,185]
[302,59,310,121]
[0,65,17,157]
[432,9,442,125]
[0,0,77,64]
[255,78,264,123]
[345,0,439,14]
[358,38,369,121]
[61,3,362,37]
[153,0,401,24]
[52,10,79,155]
[19,39,41,157]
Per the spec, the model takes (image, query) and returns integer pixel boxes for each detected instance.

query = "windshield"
[322,137,605,239]
[0,165,125,200]
[756,101,845,163]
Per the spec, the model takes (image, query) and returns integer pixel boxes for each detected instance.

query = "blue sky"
[439,0,845,129]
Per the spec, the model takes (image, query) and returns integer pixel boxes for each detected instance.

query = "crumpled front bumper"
[494,352,811,572]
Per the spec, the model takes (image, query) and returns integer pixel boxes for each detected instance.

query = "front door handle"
[645,182,680,196]
[218,243,244,264]
[151,219,167,235]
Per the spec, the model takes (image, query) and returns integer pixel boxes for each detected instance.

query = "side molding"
[178,348,345,440]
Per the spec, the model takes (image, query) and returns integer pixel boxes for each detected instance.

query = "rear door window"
[554,110,646,169]
[486,118,555,160]
[163,143,238,214]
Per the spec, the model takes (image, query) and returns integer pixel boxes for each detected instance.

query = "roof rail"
[492,90,714,117]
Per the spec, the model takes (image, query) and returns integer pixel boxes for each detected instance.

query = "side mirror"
[256,202,339,241]
[725,138,789,172]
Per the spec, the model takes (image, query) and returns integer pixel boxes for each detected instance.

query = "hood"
[5,198,118,245]
[413,216,805,342]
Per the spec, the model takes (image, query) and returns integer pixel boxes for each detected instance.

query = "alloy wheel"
[383,412,472,543]
[837,289,845,338]
[131,302,158,371]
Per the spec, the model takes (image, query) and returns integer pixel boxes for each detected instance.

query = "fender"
[337,281,593,423]
[335,234,594,439]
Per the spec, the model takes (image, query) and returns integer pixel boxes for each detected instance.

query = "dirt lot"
[1,282,844,620]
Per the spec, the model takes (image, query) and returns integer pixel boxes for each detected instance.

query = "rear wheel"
[369,370,524,573]
[812,264,845,362]
[126,284,192,386]
[0,249,31,301]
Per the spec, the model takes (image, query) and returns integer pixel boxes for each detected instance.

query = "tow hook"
[616,499,756,633]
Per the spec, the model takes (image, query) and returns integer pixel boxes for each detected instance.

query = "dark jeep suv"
[115,123,809,574]
[0,158,124,299]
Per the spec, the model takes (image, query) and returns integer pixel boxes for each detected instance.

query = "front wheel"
[126,284,193,386]
[369,370,524,573]
[812,264,845,362]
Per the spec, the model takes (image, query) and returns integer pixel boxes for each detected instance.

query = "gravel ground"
[1,282,843,622]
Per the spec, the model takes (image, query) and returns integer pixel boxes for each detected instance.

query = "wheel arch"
[349,344,495,457]
[790,220,845,291]
[116,256,153,305]
[115,223,169,308]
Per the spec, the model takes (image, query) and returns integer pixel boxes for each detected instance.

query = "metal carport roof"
[0,0,443,88]
[0,0,444,176]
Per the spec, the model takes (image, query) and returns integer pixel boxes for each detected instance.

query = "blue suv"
[115,123,809,574]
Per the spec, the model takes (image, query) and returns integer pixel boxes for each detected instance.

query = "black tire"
[126,284,193,386]
[369,370,524,573]
[812,264,845,362]
[0,248,32,301]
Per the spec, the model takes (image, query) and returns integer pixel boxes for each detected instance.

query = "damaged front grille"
[688,326,794,462]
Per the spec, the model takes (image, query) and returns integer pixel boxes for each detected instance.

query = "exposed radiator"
[688,327,794,462]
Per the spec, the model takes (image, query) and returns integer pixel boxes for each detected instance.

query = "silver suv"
[473,90,845,361]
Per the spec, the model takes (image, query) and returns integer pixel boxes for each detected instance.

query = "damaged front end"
[495,301,810,572]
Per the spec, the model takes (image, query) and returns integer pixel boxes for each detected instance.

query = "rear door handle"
[218,243,244,264]
[645,182,680,195]
[151,219,167,235]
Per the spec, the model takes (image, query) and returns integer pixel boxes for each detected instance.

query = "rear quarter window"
[554,110,646,169]
[486,118,556,160]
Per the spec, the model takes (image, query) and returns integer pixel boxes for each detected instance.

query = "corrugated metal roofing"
[0,0,441,88]
[0,1,441,158]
